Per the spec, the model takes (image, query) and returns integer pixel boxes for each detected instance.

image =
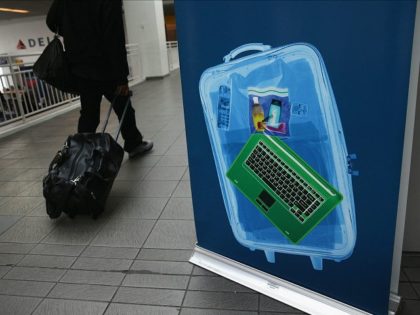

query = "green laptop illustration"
[226,134,343,244]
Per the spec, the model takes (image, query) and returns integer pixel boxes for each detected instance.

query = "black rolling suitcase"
[43,95,131,219]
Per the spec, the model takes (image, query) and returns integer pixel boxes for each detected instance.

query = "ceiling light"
[0,8,30,14]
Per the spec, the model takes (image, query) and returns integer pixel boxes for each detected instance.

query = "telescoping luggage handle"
[223,43,272,63]
[101,91,133,141]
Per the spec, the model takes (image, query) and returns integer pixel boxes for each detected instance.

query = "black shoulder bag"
[33,2,78,94]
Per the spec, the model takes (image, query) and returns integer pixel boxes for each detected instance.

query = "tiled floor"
[0,70,305,315]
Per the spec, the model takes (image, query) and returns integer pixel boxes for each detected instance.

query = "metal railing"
[126,43,143,84]
[0,53,79,127]
[166,41,179,71]
[0,43,142,129]
[0,42,175,130]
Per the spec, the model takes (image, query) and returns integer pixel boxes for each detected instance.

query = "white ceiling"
[0,0,53,21]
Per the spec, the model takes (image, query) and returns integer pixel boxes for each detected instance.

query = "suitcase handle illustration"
[223,43,272,63]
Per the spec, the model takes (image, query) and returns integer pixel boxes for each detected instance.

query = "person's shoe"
[128,140,153,159]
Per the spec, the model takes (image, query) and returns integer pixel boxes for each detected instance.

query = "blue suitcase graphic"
[199,43,357,270]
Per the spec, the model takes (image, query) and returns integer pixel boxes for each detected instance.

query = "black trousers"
[77,79,143,152]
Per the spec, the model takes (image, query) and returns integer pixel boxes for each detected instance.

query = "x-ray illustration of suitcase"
[199,43,358,270]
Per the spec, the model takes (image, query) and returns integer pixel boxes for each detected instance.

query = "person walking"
[46,0,153,158]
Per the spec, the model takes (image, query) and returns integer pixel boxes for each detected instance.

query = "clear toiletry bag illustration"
[199,43,358,270]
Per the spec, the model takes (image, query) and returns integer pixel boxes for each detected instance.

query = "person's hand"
[115,84,129,96]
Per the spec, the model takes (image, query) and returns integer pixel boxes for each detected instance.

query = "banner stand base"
[388,293,401,315]
[190,246,371,315]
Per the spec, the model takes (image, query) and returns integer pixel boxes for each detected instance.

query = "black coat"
[47,0,129,84]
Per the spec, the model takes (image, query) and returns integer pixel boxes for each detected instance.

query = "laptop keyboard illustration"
[227,134,343,243]
[246,141,325,223]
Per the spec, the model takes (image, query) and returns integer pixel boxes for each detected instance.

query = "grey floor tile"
[404,268,420,282]
[82,246,139,259]
[402,254,420,268]
[0,150,14,158]
[400,269,409,282]
[4,266,66,282]
[11,158,50,170]
[137,248,192,262]
[42,220,104,246]
[166,144,188,156]
[180,309,257,315]
[0,169,28,182]
[410,282,420,298]
[125,155,162,168]
[108,197,168,219]
[18,182,44,197]
[400,300,420,315]
[0,279,55,297]
[145,166,187,181]
[27,202,48,217]
[14,169,46,181]
[110,180,138,197]
[113,287,185,306]
[0,253,24,266]
[0,181,37,197]
[182,169,190,181]
[123,273,189,289]
[0,196,43,215]
[91,219,155,248]
[157,155,188,167]
[48,283,117,302]
[130,260,193,275]
[0,243,35,254]
[117,166,151,181]
[0,215,21,235]
[152,131,183,144]
[172,181,191,197]
[145,142,171,156]
[60,269,125,286]
[2,150,32,159]
[0,144,27,151]
[173,134,186,146]
[0,295,41,315]
[0,265,11,277]
[18,254,76,268]
[72,257,132,271]
[183,291,258,311]
[144,220,196,249]
[150,130,177,142]
[105,303,179,315]
[400,283,419,300]
[162,121,185,133]
[161,197,194,220]
[0,159,20,169]
[0,216,55,243]
[33,298,108,315]
[31,244,85,256]
[188,276,254,293]
[130,180,179,198]
[259,295,303,313]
